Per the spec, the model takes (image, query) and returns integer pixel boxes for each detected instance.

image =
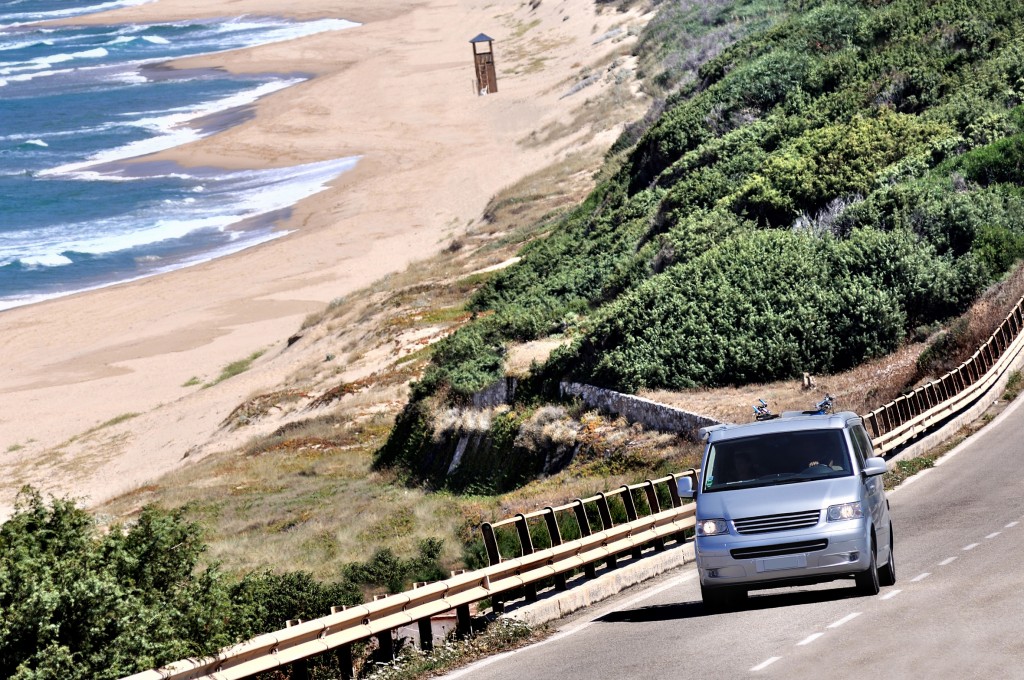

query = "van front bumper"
[694,519,872,590]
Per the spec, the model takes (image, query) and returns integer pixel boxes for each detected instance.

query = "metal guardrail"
[865,295,1024,454]
[122,474,697,680]
[125,296,1024,680]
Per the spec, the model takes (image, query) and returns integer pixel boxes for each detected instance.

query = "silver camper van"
[677,410,895,610]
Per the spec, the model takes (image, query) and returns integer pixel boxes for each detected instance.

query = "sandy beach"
[0,0,648,517]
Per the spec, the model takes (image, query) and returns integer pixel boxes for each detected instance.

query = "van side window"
[843,426,868,466]
[849,424,871,467]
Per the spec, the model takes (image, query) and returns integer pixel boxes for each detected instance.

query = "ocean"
[0,0,359,310]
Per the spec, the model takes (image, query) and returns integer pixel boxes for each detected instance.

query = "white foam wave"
[3,157,358,264]
[18,253,73,268]
[214,17,360,45]
[0,46,109,77]
[141,35,170,45]
[1,0,154,25]
[25,139,48,147]
[40,77,307,177]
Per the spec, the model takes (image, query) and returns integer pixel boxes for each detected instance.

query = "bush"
[342,539,448,594]
[228,571,362,640]
[555,228,983,391]
[0,489,233,680]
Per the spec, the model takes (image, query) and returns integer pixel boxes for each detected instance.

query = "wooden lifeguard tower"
[470,33,498,95]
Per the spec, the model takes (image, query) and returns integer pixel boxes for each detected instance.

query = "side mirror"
[862,456,888,477]
[677,476,695,499]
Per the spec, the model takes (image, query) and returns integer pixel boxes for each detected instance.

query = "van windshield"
[703,429,852,492]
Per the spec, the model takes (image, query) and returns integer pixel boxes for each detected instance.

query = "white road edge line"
[939,557,957,566]
[442,570,699,678]
[987,531,1002,539]
[751,657,781,672]
[963,543,979,551]
[911,572,931,582]
[934,390,1024,467]
[828,612,861,628]
[797,632,824,646]
[890,467,933,492]
[881,589,902,600]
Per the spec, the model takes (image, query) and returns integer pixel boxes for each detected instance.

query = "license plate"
[756,554,807,573]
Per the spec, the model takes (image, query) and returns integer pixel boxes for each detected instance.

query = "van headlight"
[697,519,728,536]
[826,502,863,522]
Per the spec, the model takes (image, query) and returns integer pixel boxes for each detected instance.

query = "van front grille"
[730,539,829,560]
[733,510,821,535]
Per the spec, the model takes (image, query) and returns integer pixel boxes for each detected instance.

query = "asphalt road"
[445,399,1024,680]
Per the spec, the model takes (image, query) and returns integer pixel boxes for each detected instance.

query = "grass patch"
[206,350,266,387]
[6,444,23,453]
[182,376,202,387]
[85,413,140,435]
[366,619,540,680]
[883,454,939,490]
[1003,370,1023,402]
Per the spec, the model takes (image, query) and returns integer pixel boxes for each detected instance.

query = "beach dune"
[0,0,647,517]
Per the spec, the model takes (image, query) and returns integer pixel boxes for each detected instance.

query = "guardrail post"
[572,499,598,579]
[330,606,355,679]
[286,620,310,680]
[544,507,568,591]
[371,596,396,663]
[668,474,683,508]
[418,617,433,651]
[867,413,880,439]
[515,514,538,602]
[596,493,617,570]
[411,585,434,651]
[644,481,666,551]
[481,522,501,566]
[620,487,643,560]
[456,604,473,638]
[339,644,354,680]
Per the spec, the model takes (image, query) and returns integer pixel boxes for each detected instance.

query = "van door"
[850,423,890,560]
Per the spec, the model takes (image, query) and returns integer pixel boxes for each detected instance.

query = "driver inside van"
[733,450,759,482]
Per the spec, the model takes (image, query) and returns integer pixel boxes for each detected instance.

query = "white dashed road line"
[963,543,979,551]
[751,657,781,672]
[796,632,824,646]
[986,531,1001,539]
[828,612,861,628]
[910,572,931,582]
[881,589,902,600]
[1007,521,1019,528]
[939,557,957,566]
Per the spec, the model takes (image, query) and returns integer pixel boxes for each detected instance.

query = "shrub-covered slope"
[414,0,1024,401]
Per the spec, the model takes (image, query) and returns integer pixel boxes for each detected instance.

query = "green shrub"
[228,571,362,640]
[342,539,447,594]
[0,489,233,680]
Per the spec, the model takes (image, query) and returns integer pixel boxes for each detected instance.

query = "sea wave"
[1,157,359,270]
[39,77,307,177]
[0,0,154,26]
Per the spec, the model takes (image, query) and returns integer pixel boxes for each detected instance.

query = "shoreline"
[0,0,649,517]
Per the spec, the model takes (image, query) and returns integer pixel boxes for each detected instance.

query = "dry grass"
[643,342,927,425]
[92,84,629,579]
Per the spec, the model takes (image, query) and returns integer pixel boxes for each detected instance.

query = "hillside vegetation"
[407,0,1024,405]
[8,0,1024,675]
[378,0,1024,487]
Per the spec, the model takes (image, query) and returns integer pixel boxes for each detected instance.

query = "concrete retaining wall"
[560,381,721,439]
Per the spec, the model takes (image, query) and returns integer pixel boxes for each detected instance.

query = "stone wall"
[560,382,722,439]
